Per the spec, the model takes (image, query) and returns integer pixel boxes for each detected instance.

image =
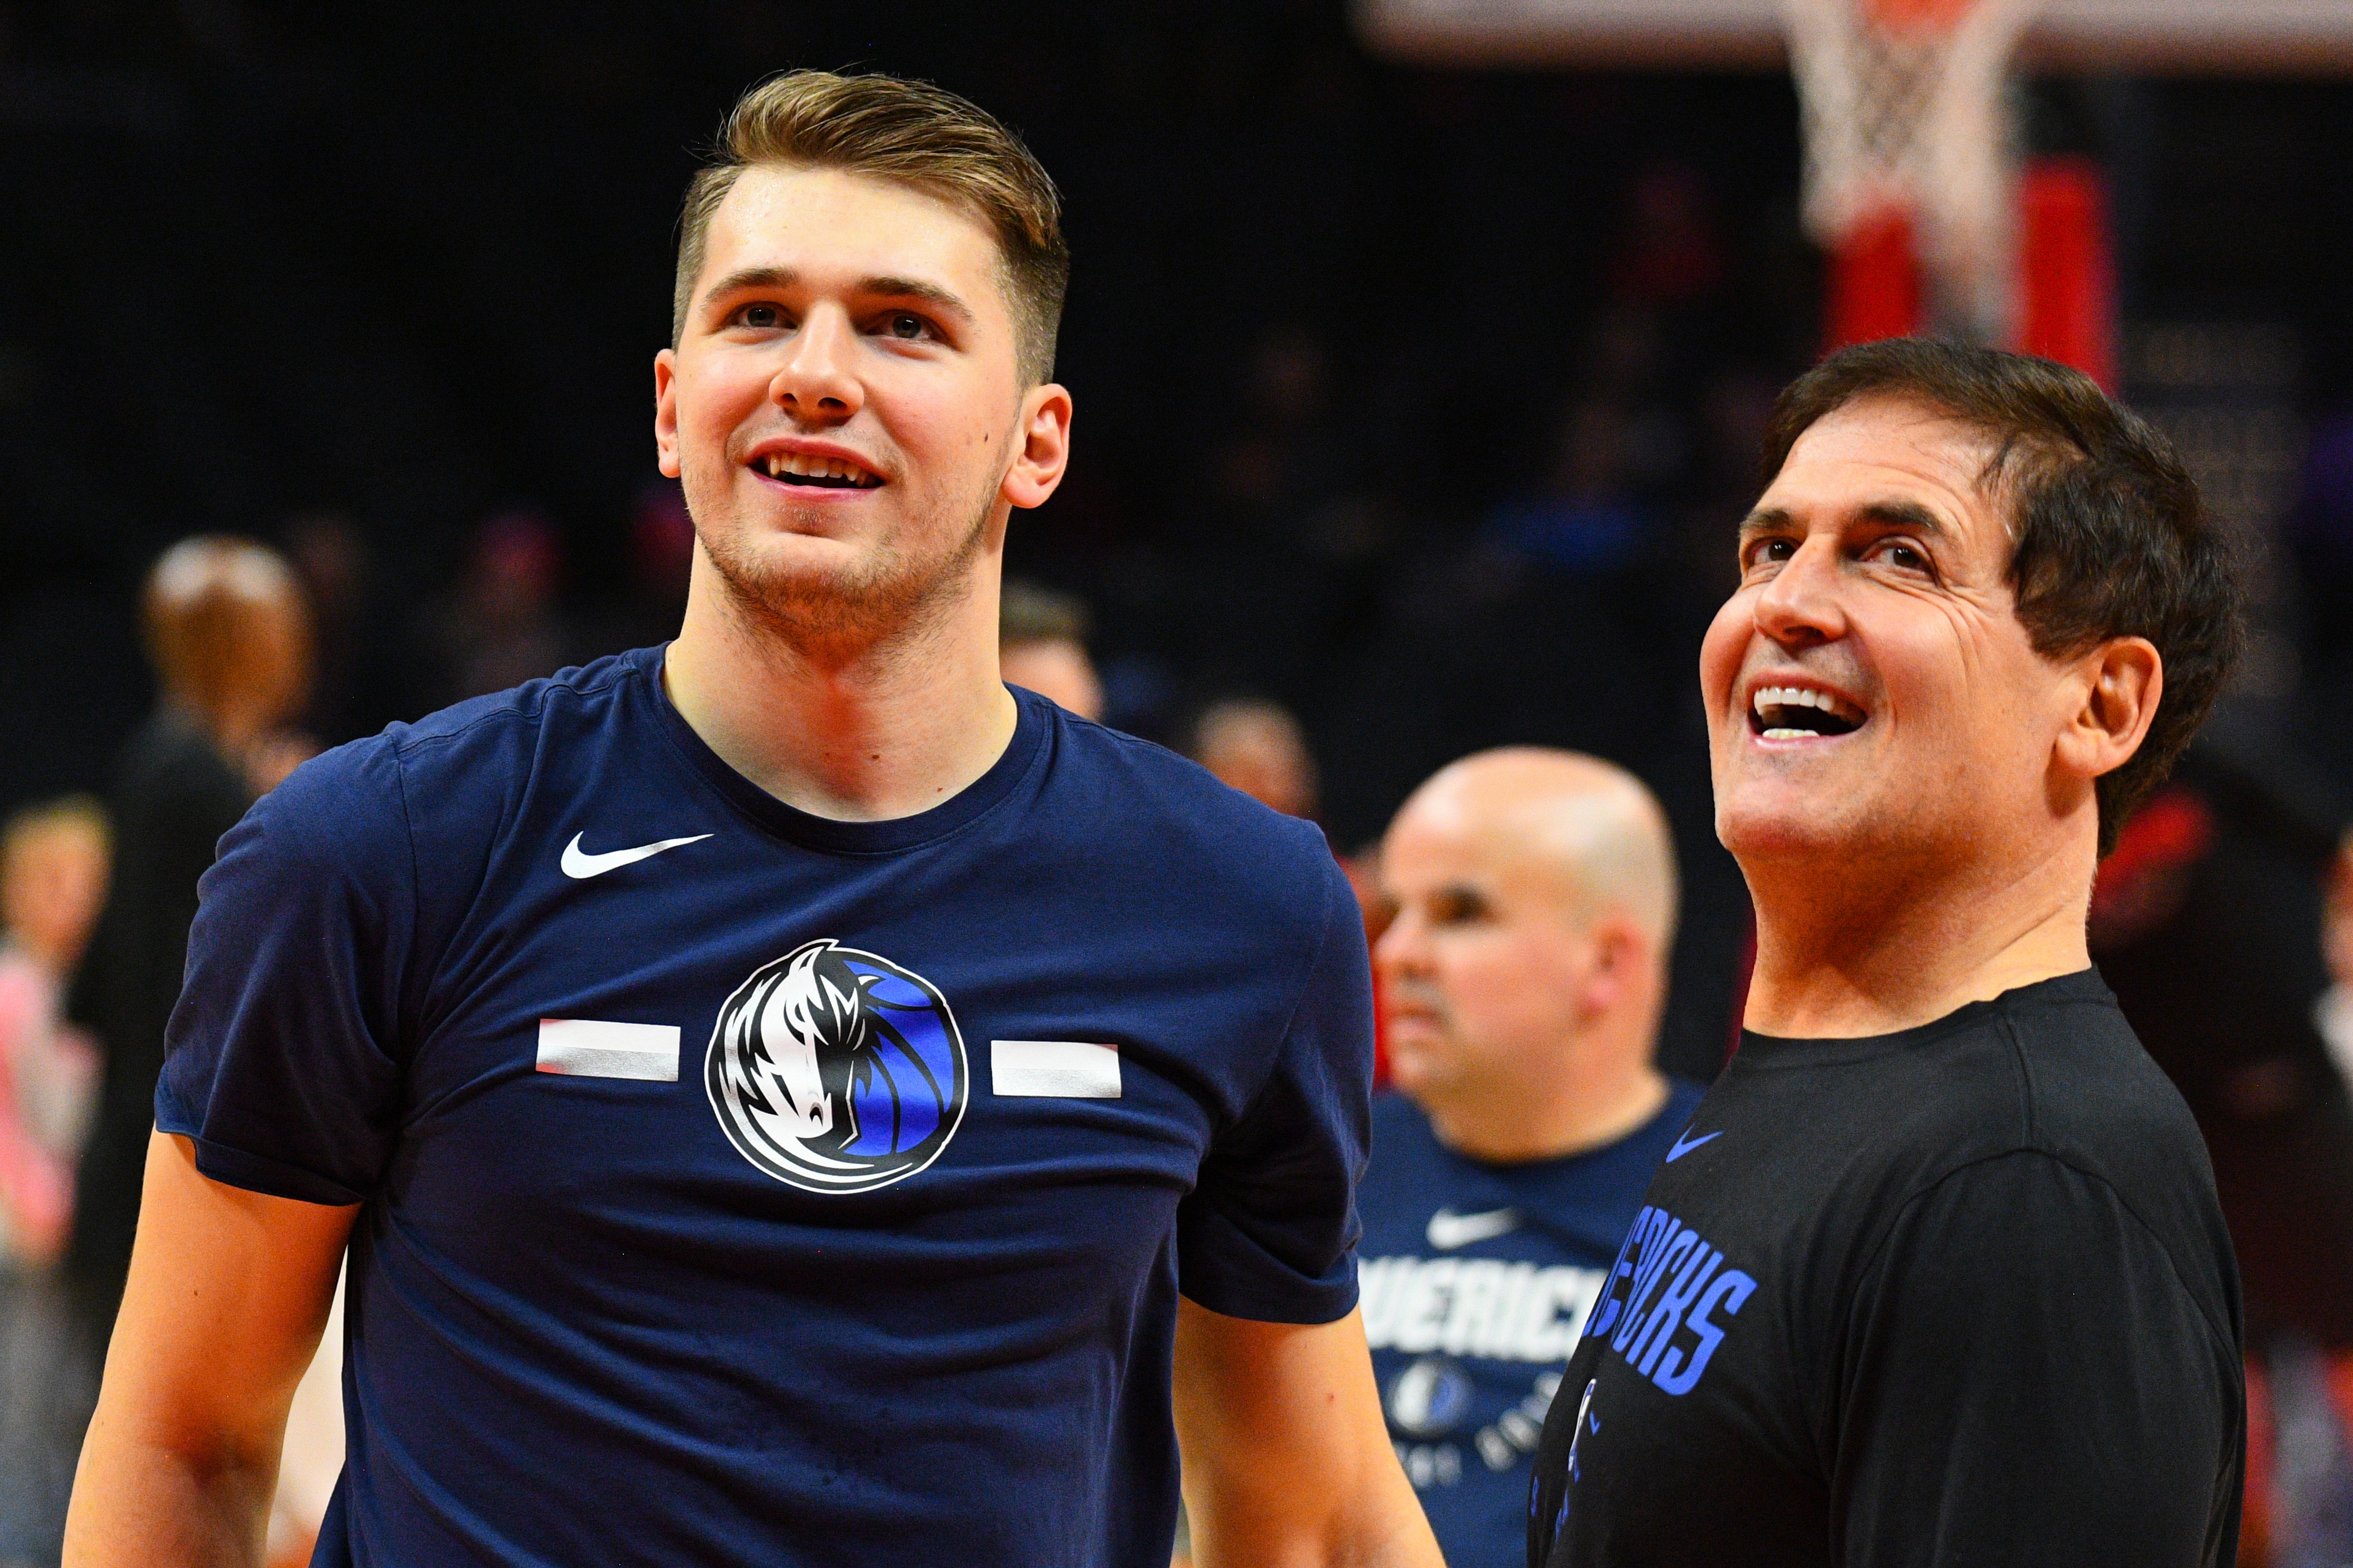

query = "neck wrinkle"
[1739,829,2097,1039]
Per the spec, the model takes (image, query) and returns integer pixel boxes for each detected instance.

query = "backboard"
[1356,0,2353,72]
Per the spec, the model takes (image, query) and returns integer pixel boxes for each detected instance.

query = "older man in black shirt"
[1530,341,2245,1568]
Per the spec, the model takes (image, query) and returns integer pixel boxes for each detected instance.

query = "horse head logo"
[705,939,967,1193]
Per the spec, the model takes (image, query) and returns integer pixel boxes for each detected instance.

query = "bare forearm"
[1174,1302,1443,1568]
[1185,1461,1440,1568]
[63,1136,352,1567]
[63,1412,277,1567]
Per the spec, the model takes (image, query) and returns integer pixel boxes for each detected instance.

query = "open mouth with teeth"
[1749,684,1866,741]
[756,452,883,490]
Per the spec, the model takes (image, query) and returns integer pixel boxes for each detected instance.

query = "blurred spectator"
[2295,403,2353,662]
[1208,323,1341,525]
[65,537,313,1340]
[1676,364,1782,586]
[419,508,574,708]
[1184,695,1318,819]
[1184,324,1366,713]
[1000,578,1104,721]
[2323,843,2352,1084]
[584,481,700,658]
[282,512,397,745]
[0,799,107,1269]
[1604,160,1730,309]
[629,482,697,626]
[2089,724,2353,1557]
[1483,397,1652,576]
[1360,749,1702,1565]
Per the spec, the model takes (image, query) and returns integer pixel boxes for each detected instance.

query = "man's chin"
[1715,794,1868,863]
[1382,1041,1448,1094]
[704,523,892,612]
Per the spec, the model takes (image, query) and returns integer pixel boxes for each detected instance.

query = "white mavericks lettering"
[1359,1257,1606,1365]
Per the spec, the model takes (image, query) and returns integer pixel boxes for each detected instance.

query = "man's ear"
[1579,918,1642,1019]
[2056,636,2163,784]
[654,348,683,480]
[1000,382,1072,511]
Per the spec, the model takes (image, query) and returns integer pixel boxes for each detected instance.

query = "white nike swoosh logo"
[560,832,712,880]
[1426,1207,1521,1251]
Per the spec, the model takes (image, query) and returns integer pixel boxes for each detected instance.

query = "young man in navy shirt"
[65,71,1441,1568]
[1364,749,1704,1568]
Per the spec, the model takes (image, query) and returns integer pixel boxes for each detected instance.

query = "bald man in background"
[1358,749,1705,1568]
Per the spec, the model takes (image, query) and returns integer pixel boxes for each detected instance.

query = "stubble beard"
[694,475,999,659]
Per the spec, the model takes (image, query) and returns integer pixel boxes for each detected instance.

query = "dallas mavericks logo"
[704,939,968,1193]
[1386,1356,1475,1439]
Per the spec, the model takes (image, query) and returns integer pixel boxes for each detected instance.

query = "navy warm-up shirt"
[156,647,1374,1568]
[1359,1083,1705,1568]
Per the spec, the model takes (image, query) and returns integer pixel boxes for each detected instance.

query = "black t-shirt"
[1528,971,2244,1568]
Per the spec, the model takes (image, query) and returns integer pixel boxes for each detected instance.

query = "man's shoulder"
[1994,973,2222,1212]
[1842,972,2196,1157]
[260,649,658,871]
[1947,971,2208,1169]
[384,649,653,769]
[1038,708,1344,906]
[1718,975,2220,1249]
[1884,976,2231,1304]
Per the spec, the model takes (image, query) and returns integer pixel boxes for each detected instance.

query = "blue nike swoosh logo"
[1666,1128,1722,1162]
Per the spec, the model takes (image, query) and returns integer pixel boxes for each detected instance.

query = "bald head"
[1388,748,1677,948]
[1376,748,1681,1161]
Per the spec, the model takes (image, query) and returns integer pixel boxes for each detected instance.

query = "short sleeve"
[153,738,418,1207]
[1176,857,1374,1324]
[1833,1151,2244,1568]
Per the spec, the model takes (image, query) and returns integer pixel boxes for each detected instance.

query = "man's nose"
[1751,539,1849,650]
[1374,909,1426,977]
[769,306,863,423]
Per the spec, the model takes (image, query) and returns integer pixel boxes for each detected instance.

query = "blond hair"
[673,70,1068,387]
[2,795,108,872]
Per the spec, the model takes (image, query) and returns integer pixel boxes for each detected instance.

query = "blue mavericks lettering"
[1578,1205,1755,1397]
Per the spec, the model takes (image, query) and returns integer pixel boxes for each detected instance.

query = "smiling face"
[1701,395,2096,875]
[654,163,1068,643]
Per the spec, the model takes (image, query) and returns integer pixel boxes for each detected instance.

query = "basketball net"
[1784,0,2035,349]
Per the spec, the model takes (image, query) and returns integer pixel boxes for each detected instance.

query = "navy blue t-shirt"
[156,646,1373,1567]
[1359,1082,1704,1568]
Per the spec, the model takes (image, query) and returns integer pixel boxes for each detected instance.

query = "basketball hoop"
[1784,0,2035,347]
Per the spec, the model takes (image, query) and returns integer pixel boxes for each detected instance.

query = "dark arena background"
[5,1,2353,1562]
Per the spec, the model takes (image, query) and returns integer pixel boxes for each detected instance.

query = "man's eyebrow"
[1431,880,1491,911]
[696,267,975,327]
[1737,500,1950,540]
[698,265,797,307]
[855,275,974,324]
[1854,499,1949,537]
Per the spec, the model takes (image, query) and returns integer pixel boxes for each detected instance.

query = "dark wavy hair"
[1759,339,2244,856]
